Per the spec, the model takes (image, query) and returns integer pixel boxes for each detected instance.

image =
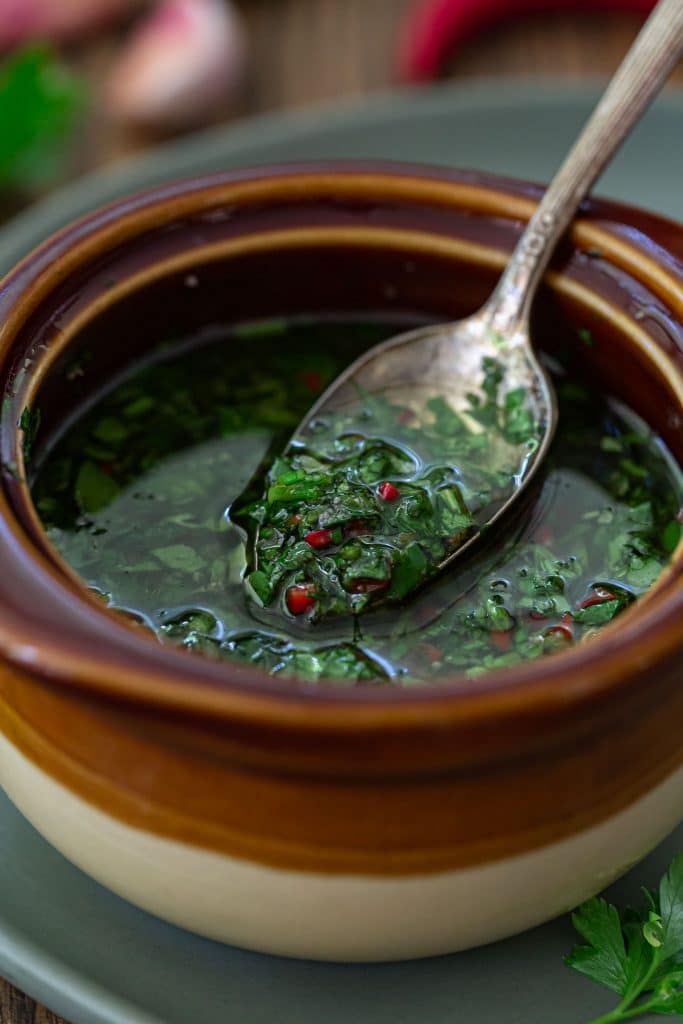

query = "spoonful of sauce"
[232,0,683,621]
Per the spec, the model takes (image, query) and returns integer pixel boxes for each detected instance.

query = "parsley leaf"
[74,461,119,515]
[658,853,683,961]
[566,897,629,994]
[567,852,683,1023]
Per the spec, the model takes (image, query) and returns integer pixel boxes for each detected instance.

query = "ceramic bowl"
[0,164,682,962]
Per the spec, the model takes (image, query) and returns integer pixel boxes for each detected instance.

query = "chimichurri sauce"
[32,316,682,685]
[231,354,541,619]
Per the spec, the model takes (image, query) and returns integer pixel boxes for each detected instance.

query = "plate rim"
[2,76,683,277]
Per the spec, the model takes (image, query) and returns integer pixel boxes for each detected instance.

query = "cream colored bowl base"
[2,730,682,962]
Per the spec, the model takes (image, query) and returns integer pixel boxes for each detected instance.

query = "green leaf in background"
[0,45,85,192]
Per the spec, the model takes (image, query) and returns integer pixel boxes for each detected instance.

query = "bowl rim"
[1,159,683,733]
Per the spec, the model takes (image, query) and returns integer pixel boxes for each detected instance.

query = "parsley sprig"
[567,853,683,1022]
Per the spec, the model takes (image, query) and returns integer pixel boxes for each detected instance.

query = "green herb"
[0,45,84,193]
[504,386,535,443]
[233,318,288,339]
[567,852,683,1023]
[74,461,119,515]
[231,354,541,620]
[574,600,622,626]
[662,521,682,554]
[19,405,41,461]
[152,545,207,573]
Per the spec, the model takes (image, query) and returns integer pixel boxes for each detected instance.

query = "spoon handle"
[486,0,683,339]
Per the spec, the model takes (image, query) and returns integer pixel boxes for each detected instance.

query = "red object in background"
[0,0,144,51]
[397,0,657,82]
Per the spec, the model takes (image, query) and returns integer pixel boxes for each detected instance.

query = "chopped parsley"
[231,357,541,619]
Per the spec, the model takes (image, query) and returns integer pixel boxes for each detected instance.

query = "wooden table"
[2,3,681,1022]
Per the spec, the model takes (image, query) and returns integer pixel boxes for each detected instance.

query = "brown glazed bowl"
[0,164,682,962]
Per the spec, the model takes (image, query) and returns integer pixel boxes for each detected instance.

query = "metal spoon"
[289,0,683,580]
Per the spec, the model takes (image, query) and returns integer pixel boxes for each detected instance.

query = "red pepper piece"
[345,518,373,537]
[529,609,547,621]
[545,623,573,642]
[396,0,657,83]
[421,642,444,663]
[490,630,512,652]
[305,529,334,549]
[548,614,573,638]
[533,524,554,545]
[350,578,390,594]
[416,603,437,625]
[579,588,616,609]
[301,370,323,393]
[378,481,401,502]
[286,585,316,615]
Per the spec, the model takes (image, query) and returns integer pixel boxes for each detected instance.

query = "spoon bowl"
[293,309,555,572]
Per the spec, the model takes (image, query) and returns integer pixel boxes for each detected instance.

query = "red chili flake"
[490,630,512,653]
[351,579,390,594]
[579,588,616,610]
[345,519,372,537]
[378,482,401,502]
[421,643,443,664]
[416,604,436,626]
[529,610,547,622]
[397,408,414,425]
[301,370,323,393]
[287,514,303,527]
[532,524,554,545]
[545,624,573,643]
[286,585,316,615]
[98,462,115,475]
[305,529,334,549]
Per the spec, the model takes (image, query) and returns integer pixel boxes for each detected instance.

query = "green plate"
[1,79,682,1024]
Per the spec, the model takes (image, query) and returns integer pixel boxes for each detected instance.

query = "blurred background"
[1,0,682,222]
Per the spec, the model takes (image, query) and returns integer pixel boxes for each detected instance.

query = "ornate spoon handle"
[486,0,683,339]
